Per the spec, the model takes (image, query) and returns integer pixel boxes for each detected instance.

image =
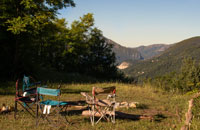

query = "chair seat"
[24,87,37,95]
[18,96,35,103]
[40,100,68,106]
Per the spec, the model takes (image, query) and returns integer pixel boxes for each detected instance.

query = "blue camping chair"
[14,76,46,119]
[14,79,38,119]
[36,87,69,126]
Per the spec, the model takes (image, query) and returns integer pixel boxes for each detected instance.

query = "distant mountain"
[136,44,171,59]
[106,38,143,63]
[123,36,200,80]
[106,38,170,65]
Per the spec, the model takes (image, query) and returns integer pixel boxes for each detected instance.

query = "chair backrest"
[23,75,31,91]
[37,87,60,96]
[92,86,116,96]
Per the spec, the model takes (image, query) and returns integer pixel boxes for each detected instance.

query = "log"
[74,106,87,109]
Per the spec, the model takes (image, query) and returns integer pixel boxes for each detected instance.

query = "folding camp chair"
[14,75,44,119]
[36,87,68,126]
[14,79,37,118]
[81,86,116,125]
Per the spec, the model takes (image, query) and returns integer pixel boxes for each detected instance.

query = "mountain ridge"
[136,44,171,59]
[106,38,170,63]
[106,38,144,63]
[123,36,200,80]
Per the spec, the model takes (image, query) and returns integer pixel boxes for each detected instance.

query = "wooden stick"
[181,92,200,130]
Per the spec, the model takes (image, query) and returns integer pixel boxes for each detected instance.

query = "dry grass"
[0,83,193,130]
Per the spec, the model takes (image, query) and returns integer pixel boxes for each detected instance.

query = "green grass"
[191,96,200,130]
[0,83,194,130]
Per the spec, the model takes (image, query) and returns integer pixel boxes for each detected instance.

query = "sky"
[58,0,200,47]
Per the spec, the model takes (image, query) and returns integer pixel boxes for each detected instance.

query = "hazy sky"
[59,0,200,47]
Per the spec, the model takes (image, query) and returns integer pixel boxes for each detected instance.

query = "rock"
[120,102,129,109]
[129,102,137,108]
[115,101,139,109]
[0,105,14,113]
[120,101,128,106]
[2,106,6,111]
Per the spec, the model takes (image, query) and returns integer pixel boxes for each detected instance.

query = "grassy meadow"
[0,82,198,130]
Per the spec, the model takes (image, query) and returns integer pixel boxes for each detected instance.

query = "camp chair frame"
[14,79,38,119]
[36,87,68,126]
[82,86,116,126]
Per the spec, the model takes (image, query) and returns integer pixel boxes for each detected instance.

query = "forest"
[0,0,124,82]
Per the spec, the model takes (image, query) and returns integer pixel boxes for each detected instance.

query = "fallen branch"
[181,99,193,130]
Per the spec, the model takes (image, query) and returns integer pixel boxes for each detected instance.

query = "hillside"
[106,39,144,63]
[123,36,200,80]
[136,44,171,59]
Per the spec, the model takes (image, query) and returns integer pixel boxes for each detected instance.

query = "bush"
[150,57,200,93]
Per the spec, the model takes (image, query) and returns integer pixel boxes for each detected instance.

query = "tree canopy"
[0,0,123,82]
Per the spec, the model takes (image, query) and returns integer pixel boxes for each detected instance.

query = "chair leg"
[18,102,35,118]
[89,110,92,126]
[60,106,70,125]
[57,106,60,125]
[25,103,35,113]
[113,114,115,123]
[36,103,39,126]
[89,105,94,126]
[112,106,115,123]
[14,101,17,119]
[96,107,109,124]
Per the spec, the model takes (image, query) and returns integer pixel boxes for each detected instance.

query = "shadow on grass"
[136,104,149,109]
[153,113,167,122]
[61,108,155,122]
[61,108,88,116]
[115,111,153,121]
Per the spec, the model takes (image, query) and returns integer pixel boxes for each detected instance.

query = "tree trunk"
[12,35,20,79]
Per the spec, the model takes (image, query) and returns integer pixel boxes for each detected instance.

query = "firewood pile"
[0,104,14,114]
[115,101,139,109]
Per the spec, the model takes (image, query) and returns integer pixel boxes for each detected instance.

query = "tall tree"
[86,28,117,78]
[63,13,94,72]
[62,13,119,79]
